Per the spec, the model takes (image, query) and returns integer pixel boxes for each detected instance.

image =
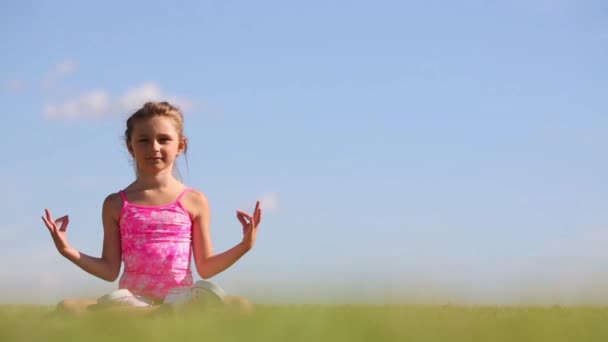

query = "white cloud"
[39,61,196,120]
[119,82,164,112]
[259,192,280,213]
[42,59,78,88]
[43,82,194,121]
[44,89,111,120]
[119,81,195,113]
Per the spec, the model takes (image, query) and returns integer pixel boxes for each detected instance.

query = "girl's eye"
[138,139,148,143]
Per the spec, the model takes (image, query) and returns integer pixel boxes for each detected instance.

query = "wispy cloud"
[43,81,194,121]
[44,89,110,120]
[118,81,194,113]
[42,59,78,88]
[39,61,198,121]
[3,79,26,93]
[259,192,280,213]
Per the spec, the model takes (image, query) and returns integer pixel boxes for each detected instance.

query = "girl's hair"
[124,101,189,179]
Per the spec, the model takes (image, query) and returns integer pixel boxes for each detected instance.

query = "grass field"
[2,304,608,341]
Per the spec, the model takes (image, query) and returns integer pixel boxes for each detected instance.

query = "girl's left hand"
[237,201,262,250]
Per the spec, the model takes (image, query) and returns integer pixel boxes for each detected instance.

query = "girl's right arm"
[42,194,122,282]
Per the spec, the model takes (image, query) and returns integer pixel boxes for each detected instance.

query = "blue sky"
[1,0,607,305]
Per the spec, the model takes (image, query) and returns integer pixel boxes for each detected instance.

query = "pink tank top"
[118,188,194,300]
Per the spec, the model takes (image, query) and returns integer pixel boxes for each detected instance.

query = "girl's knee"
[223,296,253,314]
[56,298,96,314]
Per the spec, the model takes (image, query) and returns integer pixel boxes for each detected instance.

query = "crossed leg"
[223,295,254,314]
[55,298,164,316]
[55,296,252,316]
[56,298,97,315]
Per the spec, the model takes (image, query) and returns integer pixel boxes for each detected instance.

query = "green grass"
[2,304,608,342]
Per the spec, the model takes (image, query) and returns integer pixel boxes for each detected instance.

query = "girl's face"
[128,116,185,175]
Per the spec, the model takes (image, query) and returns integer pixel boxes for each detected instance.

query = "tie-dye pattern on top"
[117,189,193,300]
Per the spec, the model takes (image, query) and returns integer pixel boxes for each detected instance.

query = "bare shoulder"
[102,192,123,220]
[182,189,210,219]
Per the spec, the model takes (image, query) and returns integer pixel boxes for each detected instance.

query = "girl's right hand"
[41,209,72,256]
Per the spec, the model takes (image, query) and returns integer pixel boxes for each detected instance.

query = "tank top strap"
[175,188,192,203]
[118,190,129,203]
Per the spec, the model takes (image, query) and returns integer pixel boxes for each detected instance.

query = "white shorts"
[164,280,226,308]
[97,280,225,308]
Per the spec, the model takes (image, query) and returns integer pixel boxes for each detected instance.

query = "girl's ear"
[127,142,134,156]
[179,137,188,154]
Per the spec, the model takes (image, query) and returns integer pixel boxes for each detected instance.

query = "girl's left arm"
[189,191,261,279]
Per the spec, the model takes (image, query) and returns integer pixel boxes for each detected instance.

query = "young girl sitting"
[42,101,261,314]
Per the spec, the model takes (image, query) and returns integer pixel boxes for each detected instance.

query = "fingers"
[42,209,56,232]
[253,201,259,224]
[237,201,263,224]
[236,210,251,234]
[45,208,54,223]
[254,201,262,226]
[42,209,69,233]
[41,216,54,233]
[236,211,249,226]
[257,209,262,226]
[236,210,252,221]
[55,215,69,232]
[237,199,263,231]
[237,211,252,235]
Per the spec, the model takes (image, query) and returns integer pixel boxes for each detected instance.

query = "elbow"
[103,266,121,282]
[198,271,214,280]
[103,272,120,282]
[102,260,121,282]
[196,267,215,280]
[195,257,216,279]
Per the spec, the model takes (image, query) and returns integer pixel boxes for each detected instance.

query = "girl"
[42,101,261,314]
